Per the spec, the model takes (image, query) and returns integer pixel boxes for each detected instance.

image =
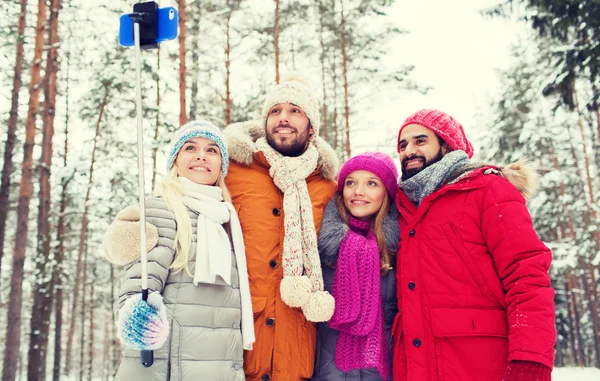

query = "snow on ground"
[553,367,600,381]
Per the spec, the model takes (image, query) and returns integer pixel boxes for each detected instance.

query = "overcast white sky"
[369,0,530,154]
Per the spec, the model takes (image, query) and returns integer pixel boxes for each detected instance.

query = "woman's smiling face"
[342,170,386,221]
[174,137,222,185]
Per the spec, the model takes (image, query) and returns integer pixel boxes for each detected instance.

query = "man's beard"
[401,149,444,181]
[265,124,311,157]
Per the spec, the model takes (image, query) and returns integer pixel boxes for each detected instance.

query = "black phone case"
[133,1,158,49]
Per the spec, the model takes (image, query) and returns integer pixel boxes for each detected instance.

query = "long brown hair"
[336,193,394,276]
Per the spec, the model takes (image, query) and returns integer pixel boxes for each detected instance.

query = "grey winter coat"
[311,196,399,381]
[111,198,245,381]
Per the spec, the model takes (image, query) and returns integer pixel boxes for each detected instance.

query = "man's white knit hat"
[261,72,321,135]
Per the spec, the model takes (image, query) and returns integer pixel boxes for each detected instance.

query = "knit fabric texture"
[337,152,399,200]
[261,72,321,135]
[400,150,469,206]
[178,177,255,350]
[502,361,552,381]
[398,109,474,158]
[117,292,169,350]
[255,137,334,322]
[166,120,229,175]
[328,217,389,380]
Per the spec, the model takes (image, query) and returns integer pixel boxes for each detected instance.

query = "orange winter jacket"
[223,121,338,381]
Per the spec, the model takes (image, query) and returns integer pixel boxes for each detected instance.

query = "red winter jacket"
[392,163,555,381]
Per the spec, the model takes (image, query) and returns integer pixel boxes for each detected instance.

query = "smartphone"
[119,6,178,48]
[156,7,178,43]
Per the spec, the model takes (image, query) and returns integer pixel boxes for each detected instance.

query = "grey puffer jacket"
[112,198,245,381]
[311,196,399,381]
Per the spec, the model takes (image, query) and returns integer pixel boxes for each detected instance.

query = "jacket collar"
[396,159,539,222]
[223,120,339,181]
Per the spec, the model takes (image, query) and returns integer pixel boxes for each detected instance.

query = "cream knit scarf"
[178,177,255,350]
[255,138,334,322]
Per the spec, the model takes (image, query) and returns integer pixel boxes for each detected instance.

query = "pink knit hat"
[397,109,474,158]
[337,152,399,199]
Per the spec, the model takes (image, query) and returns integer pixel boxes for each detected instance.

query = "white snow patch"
[553,367,600,381]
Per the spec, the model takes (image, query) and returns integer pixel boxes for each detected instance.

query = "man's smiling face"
[265,103,313,157]
[398,124,447,181]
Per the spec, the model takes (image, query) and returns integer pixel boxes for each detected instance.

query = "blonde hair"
[154,167,232,274]
[336,193,393,276]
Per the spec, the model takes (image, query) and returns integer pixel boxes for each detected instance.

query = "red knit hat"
[337,152,399,200]
[397,109,474,158]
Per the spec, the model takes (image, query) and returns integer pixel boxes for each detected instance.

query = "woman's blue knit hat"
[166,120,229,176]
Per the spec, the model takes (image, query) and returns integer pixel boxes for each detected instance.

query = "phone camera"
[169,9,174,20]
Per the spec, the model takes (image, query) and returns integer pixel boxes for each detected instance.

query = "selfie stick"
[131,14,153,368]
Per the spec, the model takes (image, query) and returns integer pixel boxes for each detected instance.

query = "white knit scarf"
[255,138,334,322]
[178,176,255,350]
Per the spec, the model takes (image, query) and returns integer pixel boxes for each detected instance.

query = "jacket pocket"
[392,310,407,381]
[297,313,317,379]
[431,307,508,381]
[392,309,402,338]
[431,307,508,338]
[441,223,504,308]
[252,296,267,316]
[243,296,268,378]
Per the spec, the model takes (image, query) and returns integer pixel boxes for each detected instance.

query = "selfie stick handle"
[133,20,154,369]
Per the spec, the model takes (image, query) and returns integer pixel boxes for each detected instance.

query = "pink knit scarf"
[328,217,389,380]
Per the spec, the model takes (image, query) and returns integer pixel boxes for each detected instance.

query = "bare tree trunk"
[53,44,71,381]
[224,10,232,126]
[339,0,350,159]
[65,85,109,376]
[0,0,28,274]
[332,54,339,151]
[2,1,47,380]
[577,258,600,367]
[53,180,69,381]
[564,115,600,252]
[550,145,576,238]
[87,276,95,381]
[589,263,600,367]
[563,281,576,365]
[178,0,188,126]
[588,81,600,169]
[274,0,280,84]
[318,1,328,142]
[555,326,564,367]
[595,87,600,145]
[103,314,110,381]
[576,274,592,366]
[573,90,597,206]
[189,0,200,120]
[152,47,161,191]
[572,89,600,253]
[110,264,120,374]
[29,1,61,378]
[568,272,585,367]
[79,254,88,381]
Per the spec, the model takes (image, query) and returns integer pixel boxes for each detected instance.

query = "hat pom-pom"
[302,291,335,322]
[280,71,313,88]
[280,275,312,307]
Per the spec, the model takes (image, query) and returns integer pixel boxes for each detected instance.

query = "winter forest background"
[0,0,600,380]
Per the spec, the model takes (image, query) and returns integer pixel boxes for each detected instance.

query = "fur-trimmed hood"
[222,120,339,181]
[449,158,540,200]
[318,195,400,267]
